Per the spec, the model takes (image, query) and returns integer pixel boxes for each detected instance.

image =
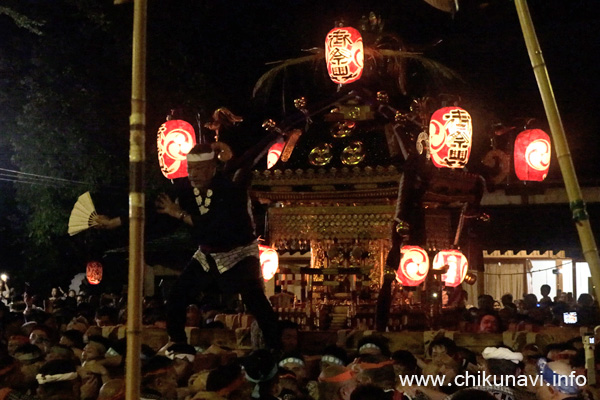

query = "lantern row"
[395,247,468,288]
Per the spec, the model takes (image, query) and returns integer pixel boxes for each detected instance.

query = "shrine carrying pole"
[514,0,600,304]
[124,0,147,399]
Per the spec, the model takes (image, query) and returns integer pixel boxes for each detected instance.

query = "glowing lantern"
[429,107,473,168]
[157,120,197,179]
[325,26,364,85]
[267,141,285,169]
[86,261,103,285]
[259,245,279,281]
[514,129,551,181]
[396,246,430,286]
[432,250,468,287]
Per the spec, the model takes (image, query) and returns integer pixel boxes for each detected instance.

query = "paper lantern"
[432,250,468,287]
[429,107,473,168]
[325,26,364,85]
[157,120,196,179]
[259,245,279,282]
[86,261,103,285]
[514,129,551,181]
[396,246,430,286]
[267,141,285,169]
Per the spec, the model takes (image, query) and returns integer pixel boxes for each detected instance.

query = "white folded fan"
[68,192,98,236]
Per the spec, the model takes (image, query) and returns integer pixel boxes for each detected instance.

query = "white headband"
[359,343,381,353]
[187,151,215,162]
[36,372,78,385]
[482,347,523,364]
[279,357,305,368]
[321,355,345,366]
[165,350,195,363]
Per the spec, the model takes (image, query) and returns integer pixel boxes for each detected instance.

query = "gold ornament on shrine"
[309,143,333,166]
[331,121,356,138]
[341,141,366,165]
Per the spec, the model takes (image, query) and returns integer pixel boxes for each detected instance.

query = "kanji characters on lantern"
[514,129,551,181]
[396,246,430,286]
[86,261,103,285]
[157,120,196,179]
[259,245,279,281]
[429,107,473,168]
[432,249,468,287]
[325,26,364,85]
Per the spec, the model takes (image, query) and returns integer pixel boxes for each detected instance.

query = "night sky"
[0,0,599,279]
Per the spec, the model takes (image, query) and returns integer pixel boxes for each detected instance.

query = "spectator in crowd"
[59,329,85,360]
[357,335,391,357]
[163,343,197,387]
[352,354,397,398]
[318,365,357,400]
[478,313,500,333]
[540,285,552,306]
[94,306,119,327]
[537,360,584,400]
[278,320,300,356]
[240,348,280,400]
[141,355,179,400]
[35,359,81,400]
[97,378,126,400]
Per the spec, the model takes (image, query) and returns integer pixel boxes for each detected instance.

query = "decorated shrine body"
[248,89,487,334]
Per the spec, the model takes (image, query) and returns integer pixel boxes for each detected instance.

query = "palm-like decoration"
[253,22,462,101]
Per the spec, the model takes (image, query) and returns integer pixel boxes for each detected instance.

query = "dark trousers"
[166,254,280,349]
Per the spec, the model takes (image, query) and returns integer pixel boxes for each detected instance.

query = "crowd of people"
[1,283,599,400]
[1,125,598,399]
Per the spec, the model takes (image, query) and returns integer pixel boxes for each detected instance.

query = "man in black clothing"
[155,141,280,349]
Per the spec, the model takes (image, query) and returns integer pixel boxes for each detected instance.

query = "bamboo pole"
[514,0,600,303]
[125,0,147,399]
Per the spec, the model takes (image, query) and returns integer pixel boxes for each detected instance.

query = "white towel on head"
[482,347,523,364]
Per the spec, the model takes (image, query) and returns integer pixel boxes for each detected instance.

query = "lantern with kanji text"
[325,26,364,85]
[157,119,197,179]
[432,249,468,287]
[429,107,473,168]
[396,246,430,286]
[86,261,103,285]
[259,245,279,281]
[514,129,551,181]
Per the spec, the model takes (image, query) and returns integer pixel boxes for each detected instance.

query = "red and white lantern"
[86,261,103,285]
[429,107,473,168]
[157,120,196,179]
[325,26,364,85]
[396,246,430,286]
[267,141,285,169]
[514,129,551,181]
[432,249,468,287]
[259,245,279,281]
